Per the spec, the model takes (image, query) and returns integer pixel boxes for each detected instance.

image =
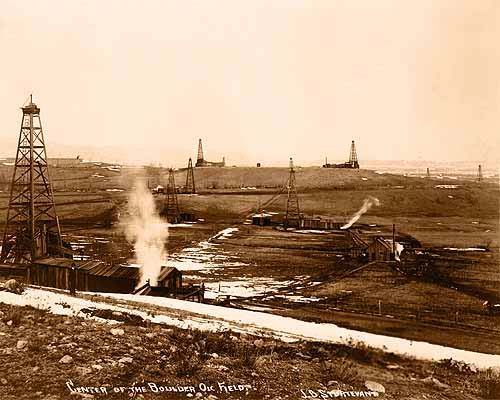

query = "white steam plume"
[125,180,168,287]
[341,196,380,230]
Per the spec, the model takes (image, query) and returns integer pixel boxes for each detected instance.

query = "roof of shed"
[158,266,181,282]
[33,258,139,280]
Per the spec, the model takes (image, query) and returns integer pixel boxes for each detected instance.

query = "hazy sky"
[0,0,499,166]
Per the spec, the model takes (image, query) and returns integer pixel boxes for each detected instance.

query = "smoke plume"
[125,179,168,287]
[341,196,380,230]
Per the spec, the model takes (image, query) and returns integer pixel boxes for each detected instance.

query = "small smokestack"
[392,224,396,258]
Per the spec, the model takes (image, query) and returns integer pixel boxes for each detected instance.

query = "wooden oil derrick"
[0,96,62,263]
[185,158,196,194]
[349,140,359,169]
[163,169,181,223]
[426,167,430,178]
[196,138,204,167]
[477,164,482,182]
[284,157,301,229]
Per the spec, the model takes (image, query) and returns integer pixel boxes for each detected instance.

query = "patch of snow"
[361,178,368,181]
[294,230,328,234]
[2,288,499,369]
[274,295,323,303]
[444,248,486,252]
[435,185,459,189]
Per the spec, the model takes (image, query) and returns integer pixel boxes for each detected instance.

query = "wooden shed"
[28,258,138,293]
[300,217,341,230]
[157,266,182,289]
[252,213,272,226]
[348,231,368,258]
[367,237,393,262]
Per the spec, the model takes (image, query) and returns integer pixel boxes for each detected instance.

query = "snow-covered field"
[1,287,499,369]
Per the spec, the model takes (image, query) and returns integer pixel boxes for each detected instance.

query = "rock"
[327,380,338,387]
[255,355,272,368]
[195,393,203,398]
[3,279,24,294]
[6,320,13,326]
[296,352,312,360]
[91,364,103,371]
[76,367,92,375]
[211,353,219,358]
[251,372,259,377]
[0,378,7,385]
[33,366,40,372]
[365,381,385,394]
[145,332,155,339]
[386,364,401,370]
[118,357,133,364]
[59,355,73,364]
[16,340,28,350]
[110,328,124,336]
[312,357,320,363]
[431,377,449,389]
[253,339,265,347]
[207,395,218,400]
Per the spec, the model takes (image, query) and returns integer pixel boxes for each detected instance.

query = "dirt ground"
[1,300,498,400]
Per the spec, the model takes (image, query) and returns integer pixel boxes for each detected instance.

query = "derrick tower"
[163,169,181,223]
[477,164,483,182]
[1,96,62,263]
[284,158,301,229]
[185,158,196,194]
[349,140,359,169]
[196,139,204,166]
[426,168,430,178]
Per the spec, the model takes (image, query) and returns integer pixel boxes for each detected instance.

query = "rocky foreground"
[0,299,499,400]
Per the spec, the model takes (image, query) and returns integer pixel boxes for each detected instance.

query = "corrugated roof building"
[28,258,138,293]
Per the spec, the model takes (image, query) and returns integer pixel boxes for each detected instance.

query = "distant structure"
[0,96,62,263]
[284,158,301,228]
[195,139,225,167]
[184,158,196,194]
[161,169,181,223]
[323,140,360,169]
[426,168,430,178]
[477,164,483,182]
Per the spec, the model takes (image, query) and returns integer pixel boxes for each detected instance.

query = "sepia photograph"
[0,0,499,399]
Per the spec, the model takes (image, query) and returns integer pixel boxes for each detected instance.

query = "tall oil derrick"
[284,158,301,229]
[477,164,483,182]
[185,158,196,194]
[426,167,430,178]
[163,168,181,223]
[196,138,204,166]
[0,96,62,263]
[349,140,359,169]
